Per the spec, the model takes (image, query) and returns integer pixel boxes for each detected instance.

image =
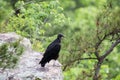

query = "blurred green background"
[0,0,120,80]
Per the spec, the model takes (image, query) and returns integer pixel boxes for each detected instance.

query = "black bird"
[39,34,64,67]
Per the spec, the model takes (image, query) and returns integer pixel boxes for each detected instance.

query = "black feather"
[39,34,63,67]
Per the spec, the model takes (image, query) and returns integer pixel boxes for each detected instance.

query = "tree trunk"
[93,60,103,80]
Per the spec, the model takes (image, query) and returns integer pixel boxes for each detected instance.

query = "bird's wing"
[43,39,57,55]
[43,43,61,57]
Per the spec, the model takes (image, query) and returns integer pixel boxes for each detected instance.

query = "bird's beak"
[61,35,64,39]
[62,35,64,38]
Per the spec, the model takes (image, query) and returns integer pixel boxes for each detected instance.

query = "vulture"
[39,34,64,67]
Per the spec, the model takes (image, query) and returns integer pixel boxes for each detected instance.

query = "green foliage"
[0,0,12,22]
[64,60,94,80]
[60,6,98,70]
[0,0,12,32]
[0,0,68,52]
[5,0,68,38]
[0,40,24,69]
[97,1,120,41]
[60,0,120,80]
[113,75,120,80]
[35,77,41,80]
[32,39,44,52]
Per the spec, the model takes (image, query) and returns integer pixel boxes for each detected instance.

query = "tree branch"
[93,61,102,80]
[101,39,120,59]
[94,35,107,60]
[63,57,97,71]
[94,31,120,60]
[78,57,98,60]
[93,39,120,80]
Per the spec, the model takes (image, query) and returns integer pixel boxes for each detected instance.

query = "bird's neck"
[57,37,61,43]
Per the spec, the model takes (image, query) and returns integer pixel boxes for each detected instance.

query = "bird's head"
[57,33,64,39]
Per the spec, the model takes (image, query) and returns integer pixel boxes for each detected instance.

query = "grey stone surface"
[0,32,63,80]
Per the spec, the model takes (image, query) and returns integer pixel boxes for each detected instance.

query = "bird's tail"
[39,58,46,67]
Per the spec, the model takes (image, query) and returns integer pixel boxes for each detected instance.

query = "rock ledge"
[0,32,63,80]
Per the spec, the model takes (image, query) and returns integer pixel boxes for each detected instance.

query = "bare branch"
[78,57,97,60]
[69,57,97,65]
[101,39,120,59]
[63,57,97,71]
[94,34,107,60]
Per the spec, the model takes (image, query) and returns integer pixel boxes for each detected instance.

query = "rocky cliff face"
[0,32,63,80]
